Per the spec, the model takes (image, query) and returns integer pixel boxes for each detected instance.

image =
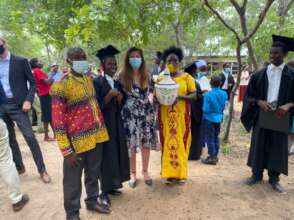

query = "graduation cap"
[272,35,294,52]
[95,45,120,62]
[184,62,197,74]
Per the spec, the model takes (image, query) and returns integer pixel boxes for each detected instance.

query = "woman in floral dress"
[120,47,159,188]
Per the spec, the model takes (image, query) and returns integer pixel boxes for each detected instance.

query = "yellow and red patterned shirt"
[50,73,109,157]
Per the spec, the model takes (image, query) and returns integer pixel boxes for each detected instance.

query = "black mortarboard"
[95,45,120,62]
[184,62,197,74]
[272,35,294,52]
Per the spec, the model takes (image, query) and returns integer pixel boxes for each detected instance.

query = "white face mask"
[72,60,89,74]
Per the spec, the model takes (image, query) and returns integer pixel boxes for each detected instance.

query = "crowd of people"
[0,34,293,220]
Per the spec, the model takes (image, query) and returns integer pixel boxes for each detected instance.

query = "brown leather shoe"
[12,194,29,212]
[40,171,51,184]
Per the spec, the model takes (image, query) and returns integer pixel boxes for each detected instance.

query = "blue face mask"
[72,60,89,74]
[224,67,231,74]
[197,72,205,79]
[129,58,142,70]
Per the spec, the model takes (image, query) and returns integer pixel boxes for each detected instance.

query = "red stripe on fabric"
[183,101,191,151]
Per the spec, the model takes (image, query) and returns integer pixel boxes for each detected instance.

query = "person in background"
[287,60,294,155]
[241,35,294,193]
[158,46,196,184]
[220,63,235,100]
[30,58,55,142]
[184,62,204,161]
[151,51,163,76]
[238,64,250,102]
[31,95,44,133]
[195,60,211,93]
[0,37,51,183]
[48,64,63,82]
[51,47,110,219]
[0,118,29,212]
[94,45,130,207]
[201,76,227,165]
[120,47,159,188]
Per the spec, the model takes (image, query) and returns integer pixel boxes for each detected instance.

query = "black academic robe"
[189,82,203,160]
[94,76,130,193]
[241,65,294,175]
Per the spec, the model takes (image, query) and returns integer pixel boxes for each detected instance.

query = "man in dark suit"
[219,63,235,100]
[0,37,51,183]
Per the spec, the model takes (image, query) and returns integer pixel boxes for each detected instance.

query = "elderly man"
[0,37,51,183]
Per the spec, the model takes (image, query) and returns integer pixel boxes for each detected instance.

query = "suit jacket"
[8,54,36,105]
[219,72,235,92]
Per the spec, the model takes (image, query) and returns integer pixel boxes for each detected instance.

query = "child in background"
[201,76,228,165]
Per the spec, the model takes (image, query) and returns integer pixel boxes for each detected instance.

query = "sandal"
[129,172,137,188]
[143,171,152,186]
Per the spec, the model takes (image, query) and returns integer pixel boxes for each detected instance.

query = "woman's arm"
[178,91,197,101]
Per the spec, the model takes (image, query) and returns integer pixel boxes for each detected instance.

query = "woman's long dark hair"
[120,47,149,91]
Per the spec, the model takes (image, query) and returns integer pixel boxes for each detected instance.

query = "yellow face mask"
[166,63,179,74]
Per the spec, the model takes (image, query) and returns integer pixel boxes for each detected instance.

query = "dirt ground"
[1,117,294,220]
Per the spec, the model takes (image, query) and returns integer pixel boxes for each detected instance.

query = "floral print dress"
[121,84,159,156]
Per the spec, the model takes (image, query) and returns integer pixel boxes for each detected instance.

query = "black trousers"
[0,101,46,173]
[63,144,103,217]
[253,169,280,183]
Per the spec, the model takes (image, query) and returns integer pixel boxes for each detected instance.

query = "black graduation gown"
[94,76,130,193]
[241,65,294,175]
[189,82,203,160]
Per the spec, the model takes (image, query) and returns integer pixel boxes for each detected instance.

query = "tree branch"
[203,0,241,41]
[284,0,294,15]
[241,0,275,44]
[242,0,248,9]
[230,0,242,13]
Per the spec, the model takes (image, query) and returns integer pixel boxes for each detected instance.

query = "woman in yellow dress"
[158,46,197,184]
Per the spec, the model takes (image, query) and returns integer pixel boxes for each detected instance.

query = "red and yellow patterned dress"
[159,72,196,179]
[50,73,109,157]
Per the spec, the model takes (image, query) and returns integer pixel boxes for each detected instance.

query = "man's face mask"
[0,44,5,55]
[224,67,231,74]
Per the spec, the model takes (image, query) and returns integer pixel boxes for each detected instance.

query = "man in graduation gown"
[93,45,130,207]
[241,35,294,193]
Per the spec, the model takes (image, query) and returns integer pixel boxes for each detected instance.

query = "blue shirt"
[48,71,63,82]
[203,88,228,123]
[0,53,13,98]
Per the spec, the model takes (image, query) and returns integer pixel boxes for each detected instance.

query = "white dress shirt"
[196,76,211,92]
[0,53,13,98]
[105,74,114,89]
[266,63,285,103]
[222,71,229,90]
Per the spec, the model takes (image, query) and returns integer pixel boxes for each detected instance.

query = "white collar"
[105,74,114,88]
[268,63,285,71]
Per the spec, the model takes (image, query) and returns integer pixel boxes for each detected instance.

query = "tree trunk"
[45,43,52,65]
[239,10,259,70]
[173,22,183,49]
[277,0,294,29]
[223,41,242,142]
